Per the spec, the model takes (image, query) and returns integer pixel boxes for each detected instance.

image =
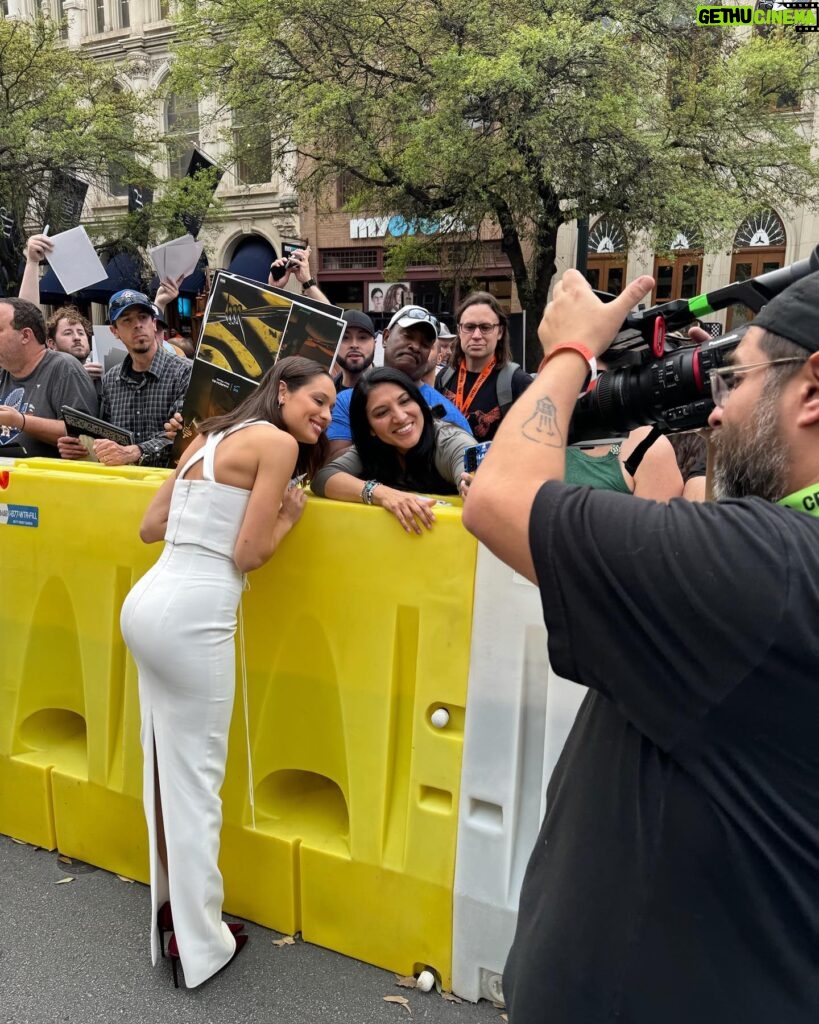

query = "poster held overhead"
[172,270,345,463]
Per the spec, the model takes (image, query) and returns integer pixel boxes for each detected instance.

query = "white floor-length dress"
[121,422,264,988]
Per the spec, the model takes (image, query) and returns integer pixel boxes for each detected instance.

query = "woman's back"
[165,421,274,557]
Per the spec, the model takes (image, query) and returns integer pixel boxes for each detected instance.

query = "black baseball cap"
[752,270,819,353]
[342,310,375,337]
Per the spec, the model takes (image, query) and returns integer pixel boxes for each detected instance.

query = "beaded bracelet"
[19,411,26,432]
[361,479,380,505]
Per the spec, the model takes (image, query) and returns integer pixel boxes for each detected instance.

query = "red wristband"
[537,343,598,391]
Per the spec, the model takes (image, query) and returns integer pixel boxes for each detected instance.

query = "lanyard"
[777,484,819,517]
[454,357,496,415]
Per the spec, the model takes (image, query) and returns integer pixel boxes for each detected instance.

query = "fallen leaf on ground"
[383,995,412,1015]
[54,876,75,885]
[58,855,72,865]
[501,1015,508,1021]
[272,935,295,947]
[442,992,463,1003]
[394,975,417,988]
[116,875,135,884]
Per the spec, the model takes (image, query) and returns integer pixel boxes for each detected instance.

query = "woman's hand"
[164,411,184,441]
[278,485,307,526]
[374,485,437,534]
[458,471,473,499]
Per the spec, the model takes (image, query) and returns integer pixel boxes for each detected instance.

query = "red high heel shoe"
[156,902,244,958]
[167,931,248,989]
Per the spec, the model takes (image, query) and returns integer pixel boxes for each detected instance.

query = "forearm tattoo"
[522,395,563,448]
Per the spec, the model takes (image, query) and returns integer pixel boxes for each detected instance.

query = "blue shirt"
[326,381,472,442]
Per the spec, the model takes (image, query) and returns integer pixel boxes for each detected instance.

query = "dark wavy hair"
[349,367,454,493]
[450,291,510,368]
[199,356,331,478]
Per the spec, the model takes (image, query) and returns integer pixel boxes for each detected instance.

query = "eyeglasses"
[458,322,500,336]
[709,357,803,407]
[395,306,439,329]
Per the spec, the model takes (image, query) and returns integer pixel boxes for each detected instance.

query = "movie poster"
[173,270,345,461]
[369,281,413,314]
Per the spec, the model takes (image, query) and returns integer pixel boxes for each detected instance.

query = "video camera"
[568,245,819,445]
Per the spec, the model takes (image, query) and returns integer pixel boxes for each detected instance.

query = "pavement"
[0,834,504,1024]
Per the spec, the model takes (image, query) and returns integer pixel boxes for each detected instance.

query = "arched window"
[585,217,628,296]
[166,93,200,179]
[727,211,787,330]
[653,228,703,304]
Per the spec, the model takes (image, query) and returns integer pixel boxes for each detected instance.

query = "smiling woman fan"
[311,367,474,534]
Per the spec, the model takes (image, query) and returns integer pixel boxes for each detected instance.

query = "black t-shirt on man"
[439,365,531,441]
[504,483,819,1024]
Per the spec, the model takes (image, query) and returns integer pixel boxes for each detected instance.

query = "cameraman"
[463,270,819,1024]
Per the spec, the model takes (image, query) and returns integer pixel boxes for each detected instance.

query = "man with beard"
[324,305,471,458]
[462,269,819,1024]
[57,290,190,467]
[333,310,377,392]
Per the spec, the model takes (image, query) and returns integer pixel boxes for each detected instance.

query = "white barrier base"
[451,544,586,1003]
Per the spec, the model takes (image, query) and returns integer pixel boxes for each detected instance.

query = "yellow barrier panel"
[0,459,165,865]
[0,459,477,986]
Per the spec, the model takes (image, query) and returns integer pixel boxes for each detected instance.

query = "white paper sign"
[148,233,203,283]
[44,226,108,294]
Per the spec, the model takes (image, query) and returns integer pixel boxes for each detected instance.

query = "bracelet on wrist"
[538,343,598,392]
[19,411,26,432]
[361,479,380,505]
[302,277,317,292]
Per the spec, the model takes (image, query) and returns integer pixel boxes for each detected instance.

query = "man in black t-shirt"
[463,270,819,1024]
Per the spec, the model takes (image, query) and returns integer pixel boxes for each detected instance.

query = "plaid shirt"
[100,347,191,467]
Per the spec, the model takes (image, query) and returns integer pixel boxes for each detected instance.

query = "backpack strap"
[496,362,520,413]
[436,366,456,392]
[623,426,662,478]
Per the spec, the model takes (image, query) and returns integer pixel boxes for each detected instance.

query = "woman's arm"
[233,430,300,572]
[311,446,366,496]
[139,471,178,543]
[434,425,476,486]
[623,427,684,502]
[139,436,205,542]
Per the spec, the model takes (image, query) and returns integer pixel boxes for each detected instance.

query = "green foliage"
[0,17,156,289]
[170,0,819,356]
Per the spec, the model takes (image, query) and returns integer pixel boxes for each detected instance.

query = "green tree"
[0,16,157,291]
[171,0,819,361]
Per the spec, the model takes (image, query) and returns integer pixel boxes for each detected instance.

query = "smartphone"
[270,258,297,282]
[463,442,491,474]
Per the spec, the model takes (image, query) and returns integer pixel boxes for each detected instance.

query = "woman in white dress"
[120,356,335,988]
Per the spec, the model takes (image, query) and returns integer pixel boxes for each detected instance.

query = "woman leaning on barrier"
[120,356,335,989]
[311,367,474,535]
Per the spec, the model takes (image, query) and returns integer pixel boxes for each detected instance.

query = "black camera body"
[568,244,819,444]
[569,330,744,445]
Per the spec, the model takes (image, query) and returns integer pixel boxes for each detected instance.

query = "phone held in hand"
[269,258,298,282]
[463,442,491,474]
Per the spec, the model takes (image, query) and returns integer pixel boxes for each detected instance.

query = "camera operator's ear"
[796,351,819,428]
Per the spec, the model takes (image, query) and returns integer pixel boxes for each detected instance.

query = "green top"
[565,446,630,494]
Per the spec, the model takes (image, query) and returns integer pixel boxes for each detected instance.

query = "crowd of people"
[4,233,816,1023]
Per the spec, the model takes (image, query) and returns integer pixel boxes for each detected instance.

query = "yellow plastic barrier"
[0,459,165,868]
[0,459,477,986]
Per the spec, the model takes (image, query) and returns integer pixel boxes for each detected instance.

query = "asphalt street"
[0,834,504,1024]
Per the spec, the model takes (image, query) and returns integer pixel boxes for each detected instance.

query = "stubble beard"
[711,383,790,503]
